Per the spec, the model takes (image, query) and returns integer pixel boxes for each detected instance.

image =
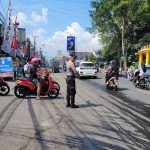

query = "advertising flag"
[11,16,18,50]
[1,0,14,54]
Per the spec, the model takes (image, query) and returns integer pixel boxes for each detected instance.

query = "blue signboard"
[0,57,13,73]
[67,36,75,51]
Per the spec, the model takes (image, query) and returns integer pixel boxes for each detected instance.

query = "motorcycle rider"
[105,59,119,84]
[136,57,147,84]
[66,54,79,108]
[130,62,137,73]
[128,62,137,79]
[29,57,42,100]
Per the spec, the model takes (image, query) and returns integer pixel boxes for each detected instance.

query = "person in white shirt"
[24,58,31,78]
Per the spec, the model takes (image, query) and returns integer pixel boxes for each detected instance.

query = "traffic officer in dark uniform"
[66,54,79,108]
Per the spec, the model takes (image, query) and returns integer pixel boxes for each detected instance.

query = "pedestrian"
[13,63,17,80]
[66,54,79,108]
[24,58,31,78]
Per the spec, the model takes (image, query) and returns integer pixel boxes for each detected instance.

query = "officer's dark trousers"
[66,76,76,105]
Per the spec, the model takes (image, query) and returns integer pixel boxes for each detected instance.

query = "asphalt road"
[0,72,150,150]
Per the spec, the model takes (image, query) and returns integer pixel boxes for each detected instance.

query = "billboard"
[67,36,75,52]
[18,28,26,44]
[0,57,14,77]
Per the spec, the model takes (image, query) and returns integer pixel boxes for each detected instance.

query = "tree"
[90,0,150,69]
[89,55,98,64]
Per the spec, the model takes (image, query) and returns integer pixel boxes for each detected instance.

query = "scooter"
[128,69,139,81]
[0,77,10,96]
[128,71,135,81]
[106,76,118,91]
[134,75,150,90]
[14,73,59,98]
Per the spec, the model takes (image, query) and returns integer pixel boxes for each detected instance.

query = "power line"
[20,0,89,18]
[22,0,89,4]
[0,0,7,16]
[11,0,33,33]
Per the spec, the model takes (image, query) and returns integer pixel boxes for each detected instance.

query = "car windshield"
[51,62,59,67]
[81,63,94,67]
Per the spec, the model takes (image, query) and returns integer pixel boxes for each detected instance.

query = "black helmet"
[27,58,31,62]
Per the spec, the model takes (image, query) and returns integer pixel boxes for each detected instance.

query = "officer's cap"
[69,53,77,59]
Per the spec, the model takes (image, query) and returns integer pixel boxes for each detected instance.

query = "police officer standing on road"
[66,54,79,108]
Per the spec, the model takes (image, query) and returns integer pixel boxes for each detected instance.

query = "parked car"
[51,61,59,73]
[76,61,98,79]
[53,66,59,73]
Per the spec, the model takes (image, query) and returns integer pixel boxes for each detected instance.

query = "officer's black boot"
[66,96,71,107]
[71,95,79,108]
[66,103,71,107]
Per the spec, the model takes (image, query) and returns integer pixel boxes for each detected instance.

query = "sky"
[0,0,102,59]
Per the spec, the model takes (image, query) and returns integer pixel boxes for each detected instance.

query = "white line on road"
[136,89,150,95]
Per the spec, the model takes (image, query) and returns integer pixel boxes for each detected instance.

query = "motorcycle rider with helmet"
[105,59,119,85]
[29,57,42,100]
[135,57,147,85]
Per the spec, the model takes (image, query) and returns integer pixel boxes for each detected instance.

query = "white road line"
[136,89,150,95]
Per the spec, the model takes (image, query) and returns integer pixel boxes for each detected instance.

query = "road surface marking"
[136,89,150,95]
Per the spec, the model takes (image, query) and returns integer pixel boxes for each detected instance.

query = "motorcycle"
[128,71,135,81]
[106,76,118,91]
[134,75,150,90]
[128,69,139,82]
[14,73,59,98]
[0,77,10,96]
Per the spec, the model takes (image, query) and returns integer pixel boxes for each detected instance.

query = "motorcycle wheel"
[145,82,150,90]
[48,88,59,98]
[14,85,27,98]
[114,85,118,91]
[106,84,109,90]
[53,81,60,91]
[139,79,145,89]
[0,84,10,96]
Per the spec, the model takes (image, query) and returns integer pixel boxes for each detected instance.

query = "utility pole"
[26,38,30,58]
[32,35,39,54]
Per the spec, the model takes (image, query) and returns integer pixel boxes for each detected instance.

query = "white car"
[76,61,98,79]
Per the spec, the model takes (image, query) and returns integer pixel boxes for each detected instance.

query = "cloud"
[31,8,48,24]
[32,28,46,36]
[12,12,28,27]
[13,7,48,27]
[41,22,102,58]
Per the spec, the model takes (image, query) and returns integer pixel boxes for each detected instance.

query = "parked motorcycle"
[106,76,118,91]
[0,77,10,96]
[14,74,59,98]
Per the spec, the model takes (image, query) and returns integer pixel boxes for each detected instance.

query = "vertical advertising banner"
[1,1,14,54]
[67,36,75,53]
